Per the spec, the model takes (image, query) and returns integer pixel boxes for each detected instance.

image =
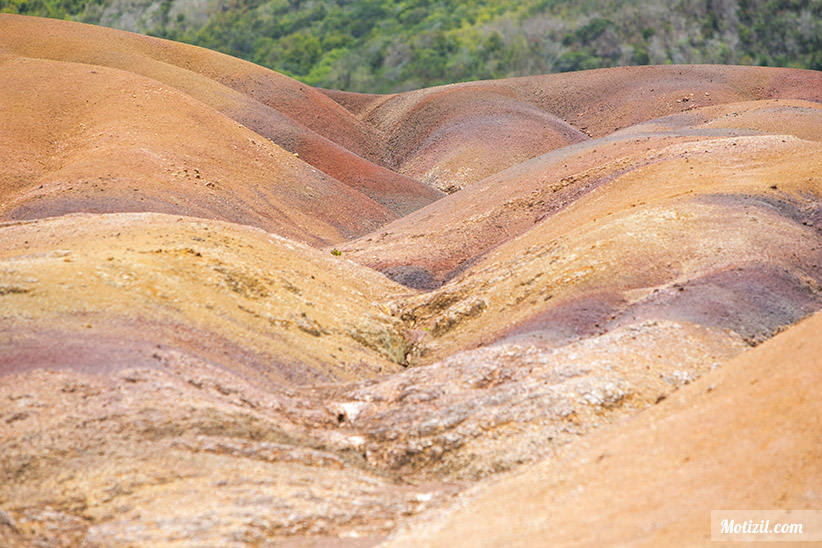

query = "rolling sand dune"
[357,85,589,192]
[384,135,822,364]
[341,131,822,290]
[325,64,822,193]
[1,13,821,548]
[0,54,397,244]
[0,14,443,217]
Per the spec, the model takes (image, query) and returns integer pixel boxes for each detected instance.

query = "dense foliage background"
[3,0,821,92]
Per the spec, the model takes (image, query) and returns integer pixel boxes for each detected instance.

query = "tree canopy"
[3,0,820,92]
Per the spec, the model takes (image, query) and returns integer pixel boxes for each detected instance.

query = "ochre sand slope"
[339,134,822,369]
[0,213,409,385]
[383,309,822,548]
[387,135,822,364]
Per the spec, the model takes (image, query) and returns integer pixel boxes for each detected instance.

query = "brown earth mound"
[0,54,396,244]
[358,85,588,193]
[0,14,443,217]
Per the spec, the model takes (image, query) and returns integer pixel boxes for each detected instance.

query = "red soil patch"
[363,85,588,192]
[0,14,441,217]
[0,55,399,244]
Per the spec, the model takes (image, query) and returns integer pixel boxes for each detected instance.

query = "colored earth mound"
[1,14,821,548]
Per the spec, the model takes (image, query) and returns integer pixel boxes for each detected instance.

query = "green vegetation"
[3,0,821,92]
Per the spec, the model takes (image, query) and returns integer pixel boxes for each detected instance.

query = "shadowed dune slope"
[384,309,822,548]
[0,14,443,216]
[0,213,409,386]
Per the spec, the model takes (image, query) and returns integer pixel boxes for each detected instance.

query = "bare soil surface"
[384,310,822,548]
[1,14,821,548]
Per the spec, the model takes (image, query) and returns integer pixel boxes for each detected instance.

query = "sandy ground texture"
[1,13,822,548]
[383,309,822,548]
